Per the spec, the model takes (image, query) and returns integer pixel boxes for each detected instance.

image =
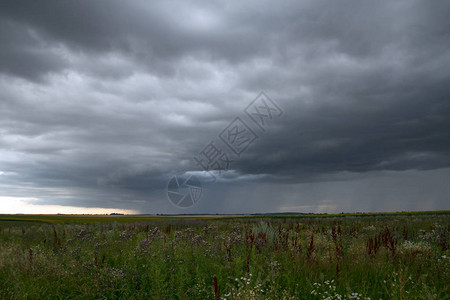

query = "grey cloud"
[0,19,67,81]
[0,0,449,213]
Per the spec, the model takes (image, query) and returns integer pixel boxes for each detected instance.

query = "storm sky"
[1,0,449,214]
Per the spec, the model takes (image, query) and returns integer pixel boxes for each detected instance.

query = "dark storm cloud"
[0,0,449,213]
[0,0,278,80]
[0,19,67,81]
[235,77,450,180]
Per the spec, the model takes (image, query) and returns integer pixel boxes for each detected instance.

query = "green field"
[0,211,449,299]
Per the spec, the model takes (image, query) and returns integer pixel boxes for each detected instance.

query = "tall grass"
[0,213,448,299]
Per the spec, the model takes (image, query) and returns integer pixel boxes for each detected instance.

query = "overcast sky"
[1,0,449,214]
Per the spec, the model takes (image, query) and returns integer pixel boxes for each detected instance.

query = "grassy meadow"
[0,212,448,299]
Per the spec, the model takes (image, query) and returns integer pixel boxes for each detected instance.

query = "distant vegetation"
[0,211,448,299]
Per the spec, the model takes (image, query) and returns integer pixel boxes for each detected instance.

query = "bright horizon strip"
[0,196,139,214]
